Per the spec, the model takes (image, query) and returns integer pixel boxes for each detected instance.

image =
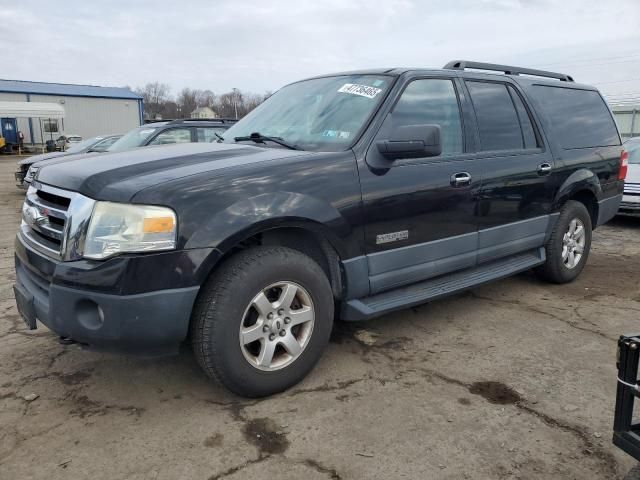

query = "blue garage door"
[1,118,17,143]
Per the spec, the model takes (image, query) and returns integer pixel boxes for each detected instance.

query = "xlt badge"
[376,230,409,245]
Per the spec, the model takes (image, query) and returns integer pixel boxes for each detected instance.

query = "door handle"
[537,163,552,175]
[450,172,472,187]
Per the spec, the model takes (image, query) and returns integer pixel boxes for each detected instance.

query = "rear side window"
[466,81,524,151]
[530,86,620,149]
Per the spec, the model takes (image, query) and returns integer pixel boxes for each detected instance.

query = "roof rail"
[443,60,574,82]
[166,118,238,125]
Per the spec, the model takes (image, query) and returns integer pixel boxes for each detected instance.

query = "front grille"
[624,183,640,196]
[20,183,95,260]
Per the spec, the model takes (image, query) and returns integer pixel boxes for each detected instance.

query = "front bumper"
[14,234,216,355]
[14,170,26,189]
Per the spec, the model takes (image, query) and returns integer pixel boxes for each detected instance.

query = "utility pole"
[233,88,239,119]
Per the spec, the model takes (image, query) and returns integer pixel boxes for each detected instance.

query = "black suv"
[13,61,625,397]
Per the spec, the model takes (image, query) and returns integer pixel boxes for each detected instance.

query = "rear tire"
[191,246,334,397]
[535,200,592,284]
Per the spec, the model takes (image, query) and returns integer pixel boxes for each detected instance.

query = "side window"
[507,86,539,149]
[391,79,463,155]
[148,128,192,145]
[530,86,620,149]
[466,81,523,151]
[196,127,226,142]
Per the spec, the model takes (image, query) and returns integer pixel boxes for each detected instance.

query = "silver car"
[620,137,640,216]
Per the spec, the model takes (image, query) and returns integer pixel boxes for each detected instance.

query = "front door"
[359,77,481,295]
[462,79,556,264]
[1,118,17,144]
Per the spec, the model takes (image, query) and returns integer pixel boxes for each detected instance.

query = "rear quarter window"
[531,86,620,149]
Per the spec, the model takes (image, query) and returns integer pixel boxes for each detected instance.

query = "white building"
[0,79,143,145]
[611,105,640,141]
[190,106,218,119]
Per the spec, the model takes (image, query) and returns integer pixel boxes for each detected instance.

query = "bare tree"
[137,82,266,121]
[135,82,172,119]
[177,88,198,118]
[196,90,216,109]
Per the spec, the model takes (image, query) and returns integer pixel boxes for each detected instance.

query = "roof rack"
[443,60,574,82]
[166,118,238,125]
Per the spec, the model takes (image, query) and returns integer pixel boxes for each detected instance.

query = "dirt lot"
[1,156,639,480]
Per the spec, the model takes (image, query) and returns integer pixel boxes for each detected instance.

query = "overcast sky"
[2,0,639,104]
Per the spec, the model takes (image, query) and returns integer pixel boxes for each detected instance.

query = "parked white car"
[55,134,83,151]
[619,137,640,216]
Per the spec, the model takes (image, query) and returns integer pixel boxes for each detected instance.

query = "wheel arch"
[198,218,349,300]
[554,169,602,227]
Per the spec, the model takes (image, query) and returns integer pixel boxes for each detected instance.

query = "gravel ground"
[0,155,639,479]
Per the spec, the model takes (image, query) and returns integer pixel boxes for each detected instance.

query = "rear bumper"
[14,234,209,355]
[618,193,640,217]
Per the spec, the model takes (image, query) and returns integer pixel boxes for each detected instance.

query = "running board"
[341,247,545,321]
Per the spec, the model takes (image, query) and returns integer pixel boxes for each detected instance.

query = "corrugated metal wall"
[613,109,639,140]
[0,92,141,144]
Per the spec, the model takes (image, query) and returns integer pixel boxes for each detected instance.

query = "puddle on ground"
[469,381,521,405]
[242,418,289,454]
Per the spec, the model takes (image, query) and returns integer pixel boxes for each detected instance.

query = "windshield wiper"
[234,132,301,150]
[214,132,225,142]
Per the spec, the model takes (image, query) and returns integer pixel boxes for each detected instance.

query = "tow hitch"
[613,335,640,478]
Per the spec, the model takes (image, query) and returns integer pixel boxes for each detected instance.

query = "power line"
[593,78,640,86]
[531,53,640,68]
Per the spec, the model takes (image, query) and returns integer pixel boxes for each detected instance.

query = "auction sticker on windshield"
[338,84,382,99]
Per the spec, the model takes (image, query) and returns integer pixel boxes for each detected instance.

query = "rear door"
[359,75,482,294]
[463,78,556,263]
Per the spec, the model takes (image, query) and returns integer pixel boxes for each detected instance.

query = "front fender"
[184,191,353,257]
[553,168,602,209]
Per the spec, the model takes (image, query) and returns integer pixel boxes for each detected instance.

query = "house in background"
[0,79,142,144]
[190,106,217,119]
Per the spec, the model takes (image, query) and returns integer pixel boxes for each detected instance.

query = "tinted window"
[467,81,522,151]
[531,86,620,149]
[508,86,538,149]
[148,128,192,145]
[391,79,463,155]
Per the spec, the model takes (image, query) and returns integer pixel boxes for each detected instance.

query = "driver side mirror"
[376,124,442,160]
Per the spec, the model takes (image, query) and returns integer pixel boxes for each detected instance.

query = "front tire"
[535,200,592,284]
[191,246,334,397]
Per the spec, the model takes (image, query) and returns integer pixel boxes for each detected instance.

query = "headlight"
[25,166,38,181]
[84,202,177,260]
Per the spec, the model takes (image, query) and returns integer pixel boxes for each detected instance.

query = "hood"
[27,150,102,171]
[627,163,640,184]
[19,151,67,166]
[35,142,314,202]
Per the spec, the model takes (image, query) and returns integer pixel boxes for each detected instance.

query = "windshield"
[626,139,640,164]
[223,74,393,151]
[66,137,103,153]
[109,126,160,152]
